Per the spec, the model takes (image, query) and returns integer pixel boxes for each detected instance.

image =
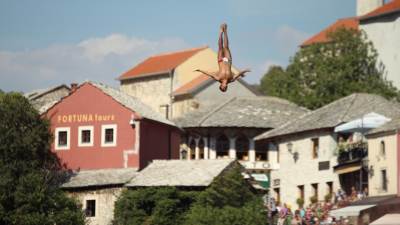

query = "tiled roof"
[24,84,70,100]
[360,0,400,21]
[255,93,400,140]
[90,82,176,126]
[301,17,359,47]
[173,96,309,128]
[24,84,71,114]
[126,159,235,187]
[118,46,207,80]
[172,74,211,96]
[62,168,138,189]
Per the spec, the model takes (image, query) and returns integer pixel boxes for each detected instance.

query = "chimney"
[70,83,78,93]
[357,0,384,16]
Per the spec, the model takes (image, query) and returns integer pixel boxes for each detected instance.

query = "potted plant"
[310,196,318,204]
[296,198,304,208]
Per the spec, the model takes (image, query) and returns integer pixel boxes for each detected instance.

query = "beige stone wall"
[67,187,124,225]
[367,133,398,196]
[172,98,198,119]
[361,16,400,89]
[357,0,383,16]
[174,48,239,87]
[120,75,171,115]
[270,131,340,207]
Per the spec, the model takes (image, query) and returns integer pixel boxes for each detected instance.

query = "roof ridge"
[338,93,358,123]
[197,97,237,126]
[150,46,208,58]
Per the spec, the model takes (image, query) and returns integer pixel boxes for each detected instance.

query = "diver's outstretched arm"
[194,69,220,81]
[231,69,251,82]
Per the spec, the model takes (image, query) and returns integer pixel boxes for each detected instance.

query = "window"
[255,142,268,161]
[198,139,205,159]
[85,200,96,217]
[55,127,70,150]
[236,135,249,161]
[101,124,117,147]
[327,182,333,195]
[381,169,388,192]
[274,188,281,204]
[181,149,188,160]
[189,139,196,160]
[380,140,386,156]
[216,135,229,159]
[78,126,94,147]
[298,185,305,200]
[312,183,318,199]
[311,138,319,159]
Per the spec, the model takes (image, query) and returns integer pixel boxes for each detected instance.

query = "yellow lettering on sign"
[57,114,116,123]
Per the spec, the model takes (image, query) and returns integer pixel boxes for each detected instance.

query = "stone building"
[24,84,71,113]
[117,46,257,118]
[366,117,400,196]
[254,93,400,207]
[125,159,239,189]
[301,0,400,88]
[42,81,181,170]
[173,96,308,175]
[62,168,138,225]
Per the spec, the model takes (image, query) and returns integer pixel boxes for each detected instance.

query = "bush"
[310,196,318,204]
[296,198,304,208]
[324,193,333,203]
[113,187,198,225]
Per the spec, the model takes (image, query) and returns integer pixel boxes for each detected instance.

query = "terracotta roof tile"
[360,0,400,20]
[118,46,208,80]
[301,17,359,47]
[172,74,211,96]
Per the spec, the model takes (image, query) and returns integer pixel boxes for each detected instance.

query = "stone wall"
[120,75,171,116]
[67,187,124,225]
[367,132,398,196]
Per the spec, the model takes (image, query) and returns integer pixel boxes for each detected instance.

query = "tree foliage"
[0,92,85,225]
[113,187,198,225]
[184,165,267,225]
[260,28,399,109]
[113,164,267,225]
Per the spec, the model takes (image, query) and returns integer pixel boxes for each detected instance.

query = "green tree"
[184,165,267,225]
[259,28,399,109]
[113,187,198,225]
[0,92,85,225]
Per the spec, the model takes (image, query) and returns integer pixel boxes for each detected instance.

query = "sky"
[0,0,356,92]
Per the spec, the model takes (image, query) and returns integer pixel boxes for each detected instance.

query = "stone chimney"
[70,83,78,93]
[357,0,385,16]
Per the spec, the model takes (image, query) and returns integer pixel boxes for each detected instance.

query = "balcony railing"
[336,141,367,164]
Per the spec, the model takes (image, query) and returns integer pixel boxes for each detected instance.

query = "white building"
[254,93,400,207]
[359,1,400,88]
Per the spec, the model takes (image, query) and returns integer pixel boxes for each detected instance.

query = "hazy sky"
[0,0,356,92]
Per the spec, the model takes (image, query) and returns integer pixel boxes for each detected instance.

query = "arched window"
[189,139,196,160]
[216,135,229,159]
[198,138,205,159]
[255,141,268,161]
[236,135,249,160]
[380,140,385,156]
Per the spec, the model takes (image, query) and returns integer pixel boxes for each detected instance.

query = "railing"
[336,141,367,164]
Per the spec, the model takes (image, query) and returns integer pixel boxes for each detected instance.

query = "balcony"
[336,141,367,164]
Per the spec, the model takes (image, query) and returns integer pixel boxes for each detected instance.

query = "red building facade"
[44,82,181,170]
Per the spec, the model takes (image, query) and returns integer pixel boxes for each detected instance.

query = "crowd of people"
[266,187,369,225]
